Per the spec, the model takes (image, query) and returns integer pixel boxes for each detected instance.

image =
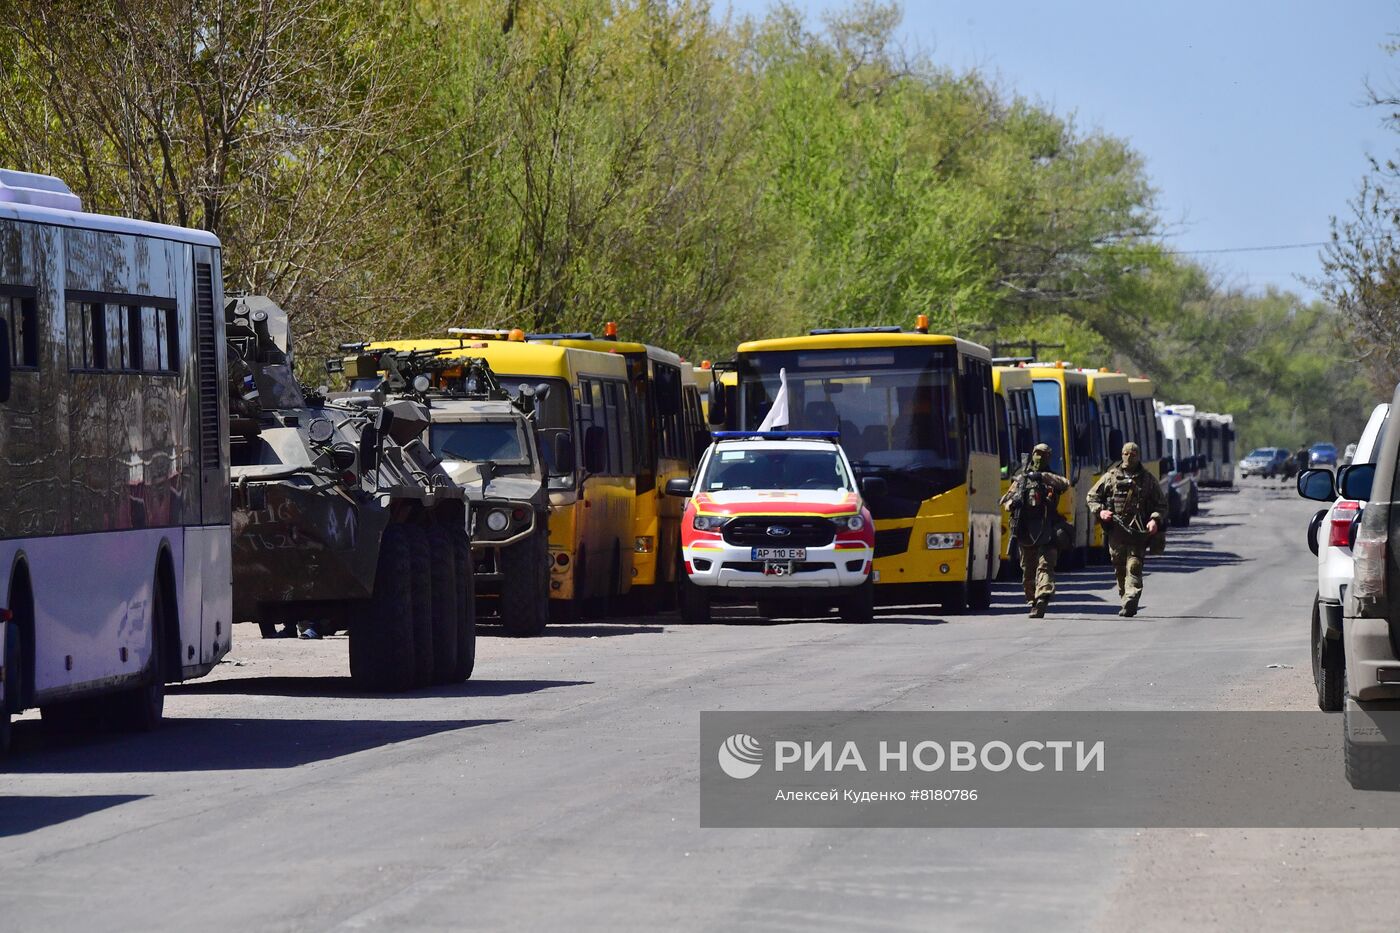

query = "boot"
[1028,600,1046,618]
[1119,596,1139,618]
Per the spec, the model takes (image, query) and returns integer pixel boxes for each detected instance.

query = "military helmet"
[1121,442,1141,457]
[1032,443,1052,456]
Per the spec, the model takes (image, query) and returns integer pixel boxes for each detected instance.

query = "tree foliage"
[0,0,1370,448]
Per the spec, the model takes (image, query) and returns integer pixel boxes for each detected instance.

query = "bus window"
[1032,379,1065,474]
[995,392,1011,471]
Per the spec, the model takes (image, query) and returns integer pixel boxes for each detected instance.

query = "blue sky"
[722,0,1397,300]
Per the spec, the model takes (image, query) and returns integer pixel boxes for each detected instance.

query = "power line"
[1167,240,1333,255]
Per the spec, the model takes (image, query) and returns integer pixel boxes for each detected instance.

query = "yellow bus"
[1027,364,1095,568]
[536,327,704,609]
[364,334,638,616]
[719,322,1001,611]
[1080,368,1134,555]
[993,364,1040,574]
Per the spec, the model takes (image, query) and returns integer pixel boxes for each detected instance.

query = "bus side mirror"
[861,476,887,498]
[552,431,575,474]
[534,382,551,403]
[0,329,11,403]
[1339,463,1376,502]
[665,477,693,497]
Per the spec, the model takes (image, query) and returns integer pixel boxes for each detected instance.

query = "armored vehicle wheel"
[499,530,549,637]
[1312,593,1344,713]
[112,568,170,732]
[406,526,435,688]
[350,524,417,693]
[427,525,459,685]
[840,579,876,623]
[449,527,477,682]
[679,576,711,624]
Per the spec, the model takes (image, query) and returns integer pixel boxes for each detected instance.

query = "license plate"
[752,547,806,561]
[763,561,794,576]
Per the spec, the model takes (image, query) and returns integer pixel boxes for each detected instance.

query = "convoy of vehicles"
[671,432,876,623]
[716,323,1001,610]
[0,170,231,747]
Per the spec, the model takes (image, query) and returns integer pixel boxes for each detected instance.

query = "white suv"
[1298,403,1390,712]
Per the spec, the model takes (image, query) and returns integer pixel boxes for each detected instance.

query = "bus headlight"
[485,509,510,533]
[693,514,726,532]
[634,536,654,553]
[835,514,865,531]
[925,532,964,550]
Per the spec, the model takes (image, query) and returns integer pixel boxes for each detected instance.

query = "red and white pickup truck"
[665,432,876,624]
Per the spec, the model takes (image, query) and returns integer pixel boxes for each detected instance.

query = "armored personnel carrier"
[226,296,474,692]
[334,339,551,636]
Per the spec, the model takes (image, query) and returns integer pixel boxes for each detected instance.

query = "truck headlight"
[835,514,865,531]
[485,509,510,533]
[693,514,726,531]
[925,532,964,550]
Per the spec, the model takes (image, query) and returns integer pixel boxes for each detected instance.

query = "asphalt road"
[2,482,1394,931]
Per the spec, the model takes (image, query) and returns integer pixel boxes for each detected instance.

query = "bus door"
[574,375,636,597]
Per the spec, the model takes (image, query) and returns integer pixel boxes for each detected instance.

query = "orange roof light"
[508,328,526,342]
[701,359,712,370]
[604,321,619,340]
[915,314,930,334]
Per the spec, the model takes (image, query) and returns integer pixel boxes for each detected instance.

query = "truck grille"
[722,517,835,549]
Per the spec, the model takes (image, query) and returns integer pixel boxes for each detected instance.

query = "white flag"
[757,367,790,431]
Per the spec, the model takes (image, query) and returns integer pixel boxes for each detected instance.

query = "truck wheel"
[1344,702,1400,790]
[427,525,459,685]
[840,579,875,623]
[112,566,170,732]
[406,525,435,688]
[498,531,549,637]
[447,527,476,682]
[350,524,417,693]
[1312,593,1344,712]
[679,575,711,624]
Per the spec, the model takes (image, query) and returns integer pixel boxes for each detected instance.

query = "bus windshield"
[737,346,963,513]
[1032,379,1066,474]
[499,375,572,487]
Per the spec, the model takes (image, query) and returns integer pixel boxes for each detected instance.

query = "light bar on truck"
[711,431,840,442]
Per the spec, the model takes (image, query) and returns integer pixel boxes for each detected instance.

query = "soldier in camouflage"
[1087,442,1167,617]
[1000,442,1071,618]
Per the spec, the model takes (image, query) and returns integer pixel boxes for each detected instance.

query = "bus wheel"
[113,568,170,732]
[967,577,993,612]
[406,525,435,688]
[426,525,459,685]
[449,526,477,682]
[350,525,417,693]
[679,576,711,624]
[499,532,549,637]
[840,579,875,623]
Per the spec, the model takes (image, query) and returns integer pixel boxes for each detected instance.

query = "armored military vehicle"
[226,296,474,692]
[334,339,551,637]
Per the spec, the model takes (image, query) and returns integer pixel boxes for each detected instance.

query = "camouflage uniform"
[1087,443,1167,617]
[1000,443,1070,618]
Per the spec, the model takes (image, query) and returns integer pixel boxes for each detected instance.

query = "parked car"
[1310,442,1339,468]
[1238,446,1289,479]
[1339,384,1400,789]
[669,431,877,624]
[1297,403,1390,712]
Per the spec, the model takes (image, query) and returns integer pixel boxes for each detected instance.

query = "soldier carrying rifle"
[1000,442,1070,619]
[1087,442,1167,617]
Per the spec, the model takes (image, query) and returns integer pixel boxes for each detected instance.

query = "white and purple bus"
[0,170,231,749]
